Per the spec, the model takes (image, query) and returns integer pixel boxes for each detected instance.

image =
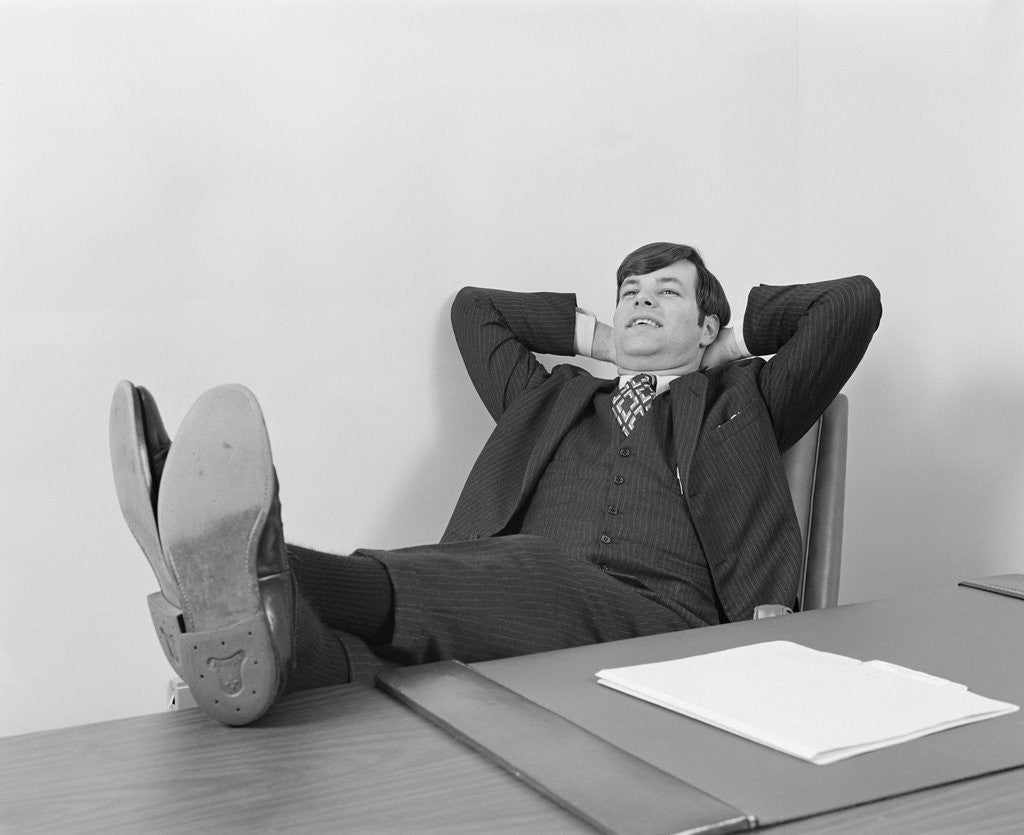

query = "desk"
[0,681,590,833]
[3,583,1024,833]
[474,582,1024,827]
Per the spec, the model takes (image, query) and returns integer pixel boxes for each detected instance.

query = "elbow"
[850,275,883,328]
[451,286,485,328]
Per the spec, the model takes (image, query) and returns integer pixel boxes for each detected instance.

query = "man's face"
[612,260,716,374]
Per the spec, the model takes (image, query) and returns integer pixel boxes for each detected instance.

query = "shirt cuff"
[731,306,750,358]
[574,308,597,357]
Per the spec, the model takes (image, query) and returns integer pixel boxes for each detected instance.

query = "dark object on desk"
[783,393,848,611]
[959,573,1024,601]
[377,660,754,835]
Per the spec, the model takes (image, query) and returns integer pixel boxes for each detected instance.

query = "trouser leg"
[362,535,691,665]
[289,544,394,642]
[285,578,398,694]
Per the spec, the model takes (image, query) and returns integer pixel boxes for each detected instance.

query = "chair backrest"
[781,394,849,611]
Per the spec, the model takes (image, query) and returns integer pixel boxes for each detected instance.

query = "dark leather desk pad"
[379,661,752,834]
[472,582,1024,827]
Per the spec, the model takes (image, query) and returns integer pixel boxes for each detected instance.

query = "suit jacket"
[442,277,882,621]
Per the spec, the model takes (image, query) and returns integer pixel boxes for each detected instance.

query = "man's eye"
[660,289,679,296]
[621,290,637,298]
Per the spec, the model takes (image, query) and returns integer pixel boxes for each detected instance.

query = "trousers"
[287,534,693,689]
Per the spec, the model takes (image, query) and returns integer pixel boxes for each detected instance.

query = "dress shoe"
[109,380,176,603]
[157,384,295,726]
[109,381,190,676]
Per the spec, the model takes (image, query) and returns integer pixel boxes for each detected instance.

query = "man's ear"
[699,314,720,348]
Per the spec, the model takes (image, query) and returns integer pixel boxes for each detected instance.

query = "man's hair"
[616,242,731,327]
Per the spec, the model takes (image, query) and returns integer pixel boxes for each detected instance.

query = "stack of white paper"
[596,641,1018,764]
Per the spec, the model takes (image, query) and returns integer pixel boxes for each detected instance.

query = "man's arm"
[579,274,880,449]
[746,275,882,451]
[451,287,579,422]
[588,318,616,365]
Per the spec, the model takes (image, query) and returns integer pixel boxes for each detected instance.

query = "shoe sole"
[157,384,282,726]
[109,380,182,610]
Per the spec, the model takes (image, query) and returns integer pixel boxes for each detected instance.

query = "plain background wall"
[0,0,1019,737]
[797,0,1024,603]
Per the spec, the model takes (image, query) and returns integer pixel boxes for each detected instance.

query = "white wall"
[0,0,800,736]
[3,0,1019,738]
[796,0,1024,603]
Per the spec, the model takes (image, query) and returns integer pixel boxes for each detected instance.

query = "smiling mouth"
[628,318,661,328]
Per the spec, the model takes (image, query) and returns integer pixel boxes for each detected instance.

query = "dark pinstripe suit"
[368,276,881,665]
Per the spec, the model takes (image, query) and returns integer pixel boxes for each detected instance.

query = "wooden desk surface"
[0,682,589,834]
[4,584,1024,834]
[4,682,1023,834]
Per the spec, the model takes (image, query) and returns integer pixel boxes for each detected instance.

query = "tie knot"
[612,374,657,437]
[629,373,656,395]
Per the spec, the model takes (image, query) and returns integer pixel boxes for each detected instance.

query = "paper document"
[596,641,1018,765]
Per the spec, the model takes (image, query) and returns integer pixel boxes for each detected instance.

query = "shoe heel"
[175,615,281,726]
[147,592,185,675]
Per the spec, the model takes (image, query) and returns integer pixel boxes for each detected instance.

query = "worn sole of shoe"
[109,380,181,609]
[157,384,281,726]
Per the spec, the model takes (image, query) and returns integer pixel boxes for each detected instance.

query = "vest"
[517,389,721,627]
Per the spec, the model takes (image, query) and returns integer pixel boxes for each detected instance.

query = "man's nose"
[633,294,654,307]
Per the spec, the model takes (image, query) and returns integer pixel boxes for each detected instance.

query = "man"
[110,242,881,726]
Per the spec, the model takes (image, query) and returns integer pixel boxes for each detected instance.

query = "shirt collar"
[617,374,679,397]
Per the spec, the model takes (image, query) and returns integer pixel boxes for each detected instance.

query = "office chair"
[781,394,849,611]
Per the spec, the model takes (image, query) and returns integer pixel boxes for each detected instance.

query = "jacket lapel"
[447,372,614,541]
[521,374,615,490]
[668,372,708,494]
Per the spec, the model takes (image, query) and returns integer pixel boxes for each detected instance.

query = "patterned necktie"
[612,373,657,436]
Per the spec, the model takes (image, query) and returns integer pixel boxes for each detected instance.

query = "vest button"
[612,475,625,485]
[619,447,631,457]
[600,534,612,544]
[607,505,619,515]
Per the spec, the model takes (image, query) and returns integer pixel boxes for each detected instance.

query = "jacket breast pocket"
[710,399,765,445]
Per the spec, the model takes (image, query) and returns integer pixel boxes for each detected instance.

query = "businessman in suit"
[110,242,881,725]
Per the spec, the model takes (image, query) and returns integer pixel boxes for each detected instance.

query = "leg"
[288,595,397,692]
[291,536,691,666]
[109,384,686,723]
